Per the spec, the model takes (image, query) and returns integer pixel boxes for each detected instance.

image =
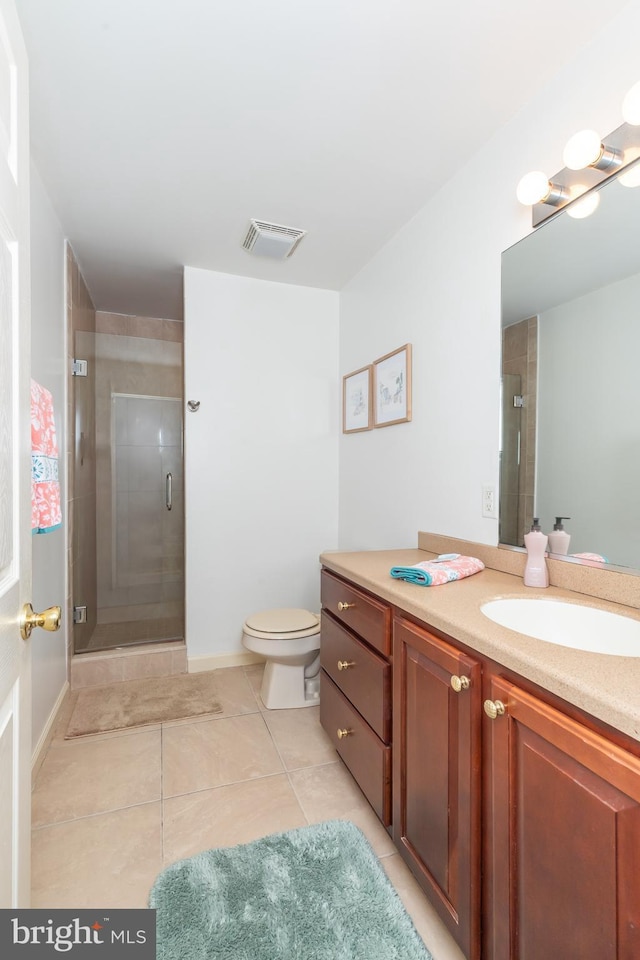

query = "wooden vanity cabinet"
[483,674,640,960]
[319,570,392,824]
[393,614,483,960]
[320,565,640,960]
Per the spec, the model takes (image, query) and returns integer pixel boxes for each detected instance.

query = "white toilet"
[242,608,321,710]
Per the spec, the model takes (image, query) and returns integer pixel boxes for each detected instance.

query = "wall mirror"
[500,163,640,571]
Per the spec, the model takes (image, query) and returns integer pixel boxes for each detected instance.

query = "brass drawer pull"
[450,675,470,693]
[337,601,355,611]
[337,660,355,671]
[337,727,353,739]
[484,699,506,720]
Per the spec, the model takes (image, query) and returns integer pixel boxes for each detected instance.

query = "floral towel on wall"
[31,379,62,533]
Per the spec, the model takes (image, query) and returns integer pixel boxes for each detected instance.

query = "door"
[0,0,32,908]
[393,616,482,960]
[484,676,640,960]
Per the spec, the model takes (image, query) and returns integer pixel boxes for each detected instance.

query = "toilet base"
[260,660,320,710]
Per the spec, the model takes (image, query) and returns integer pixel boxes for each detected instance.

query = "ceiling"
[16,0,630,321]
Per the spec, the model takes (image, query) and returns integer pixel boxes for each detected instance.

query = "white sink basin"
[481,598,640,656]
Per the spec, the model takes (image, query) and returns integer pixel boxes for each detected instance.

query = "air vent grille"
[242,219,307,259]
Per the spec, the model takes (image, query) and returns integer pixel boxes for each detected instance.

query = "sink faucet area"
[481,598,640,656]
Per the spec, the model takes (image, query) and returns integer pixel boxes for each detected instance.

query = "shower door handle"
[166,473,172,511]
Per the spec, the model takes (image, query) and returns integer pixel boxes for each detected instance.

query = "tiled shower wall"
[500,316,537,547]
[67,243,97,656]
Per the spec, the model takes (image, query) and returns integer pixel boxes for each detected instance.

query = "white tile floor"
[31,664,466,960]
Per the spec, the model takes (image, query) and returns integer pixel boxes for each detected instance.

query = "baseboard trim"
[188,651,265,673]
[32,681,70,781]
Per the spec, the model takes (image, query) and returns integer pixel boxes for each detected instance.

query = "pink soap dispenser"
[524,518,549,588]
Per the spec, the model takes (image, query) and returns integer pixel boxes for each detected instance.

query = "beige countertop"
[319,547,640,743]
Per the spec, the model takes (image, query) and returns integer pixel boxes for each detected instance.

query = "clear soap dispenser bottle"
[524,518,549,588]
[548,517,571,556]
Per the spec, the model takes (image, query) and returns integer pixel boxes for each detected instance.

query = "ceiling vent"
[242,219,307,259]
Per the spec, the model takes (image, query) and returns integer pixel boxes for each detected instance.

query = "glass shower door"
[71,324,184,655]
[499,373,523,546]
[90,393,184,649]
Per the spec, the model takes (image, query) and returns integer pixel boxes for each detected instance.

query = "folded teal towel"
[390,555,485,586]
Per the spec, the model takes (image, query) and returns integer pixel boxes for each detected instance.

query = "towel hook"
[187,400,200,412]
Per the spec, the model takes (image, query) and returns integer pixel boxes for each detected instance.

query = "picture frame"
[342,364,373,433]
[373,343,412,427]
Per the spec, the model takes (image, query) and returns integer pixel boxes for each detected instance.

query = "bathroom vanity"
[320,570,393,824]
[319,543,640,960]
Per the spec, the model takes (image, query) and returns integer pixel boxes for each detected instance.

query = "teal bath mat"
[149,819,434,960]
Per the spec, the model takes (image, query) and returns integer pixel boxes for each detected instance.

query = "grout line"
[32,798,161,831]
[160,724,166,864]
[162,770,294,804]
[261,716,312,826]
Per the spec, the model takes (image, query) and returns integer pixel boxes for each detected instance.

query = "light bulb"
[516,171,551,205]
[622,80,640,125]
[563,129,602,170]
[566,191,600,219]
[618,163,640,188]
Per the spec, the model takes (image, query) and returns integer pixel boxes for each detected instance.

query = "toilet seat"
[243,608,320,641]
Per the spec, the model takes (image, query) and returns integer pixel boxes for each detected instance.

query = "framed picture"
[373,343,412,427]
[342,364,373,433]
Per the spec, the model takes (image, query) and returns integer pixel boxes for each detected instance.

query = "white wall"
[184,268,339,665]
[27,0,640,687]
[338,1,640,551]
[537,271,640,566]
[29,163,68,752]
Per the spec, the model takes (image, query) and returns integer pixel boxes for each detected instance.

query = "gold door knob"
[337,660,355,671]
[450,675,470,693]
[337,728,353,739]
[20,603,62,641]
[337,601,355,611]
[484,699,506,720]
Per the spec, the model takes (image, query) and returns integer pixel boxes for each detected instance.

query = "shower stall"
[70,292,184,654]
[499,316,538,549]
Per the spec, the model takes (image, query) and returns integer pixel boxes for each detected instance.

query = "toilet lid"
[245,608,319,634]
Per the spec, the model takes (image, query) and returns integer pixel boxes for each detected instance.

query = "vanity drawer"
[320,671,391,826]
[321,570,391,656]
[321,612,391,743]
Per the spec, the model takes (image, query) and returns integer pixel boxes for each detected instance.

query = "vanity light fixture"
[562,129,622,172]
[618,161,640,188]
[565,190,600,219]
[516,171,569,207]
[517,77,640,226]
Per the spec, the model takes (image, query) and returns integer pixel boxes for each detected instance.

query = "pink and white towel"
[570,552,609,563]
[390,554,485,586]
[31,379,62,534]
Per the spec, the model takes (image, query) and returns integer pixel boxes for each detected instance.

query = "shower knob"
[187,400,200,412]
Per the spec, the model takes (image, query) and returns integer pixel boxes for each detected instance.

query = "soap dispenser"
[524,518,549,588]
[548,517,571,556]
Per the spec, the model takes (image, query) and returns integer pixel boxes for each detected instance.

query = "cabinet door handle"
[450,674,470,693]
[337,728,353,739]
[337,660,355,671]
[484,699,506,720]
[337,601,355,611]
